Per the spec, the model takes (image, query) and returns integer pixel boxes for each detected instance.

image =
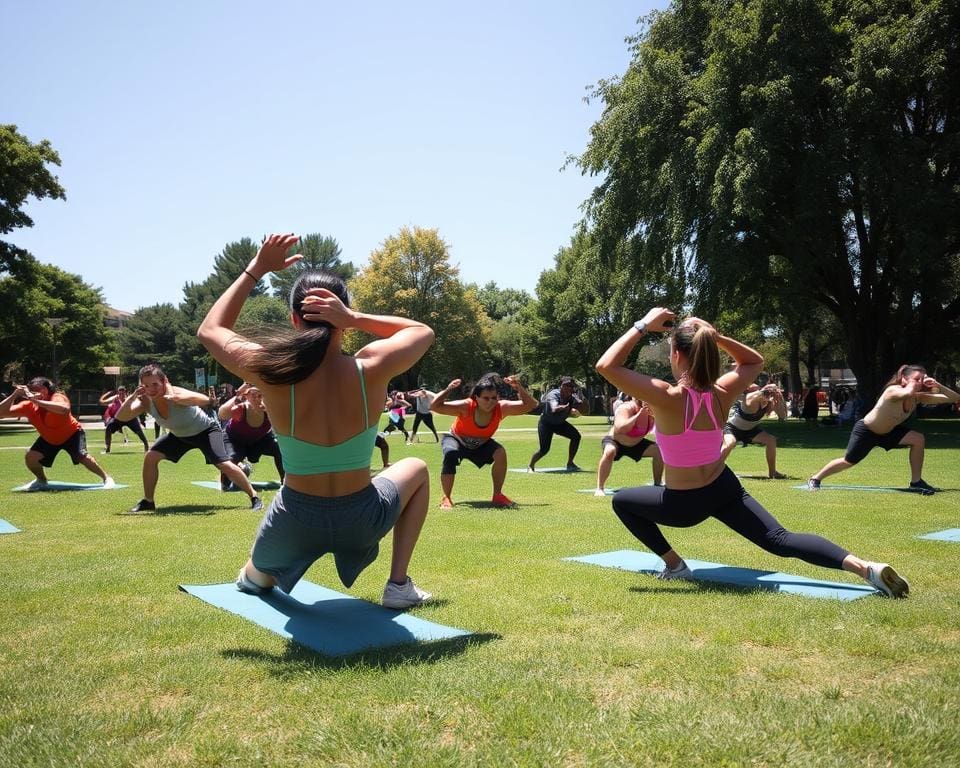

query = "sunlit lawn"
[1,415,958,767]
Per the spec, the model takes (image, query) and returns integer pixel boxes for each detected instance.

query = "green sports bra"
[275,358,379,475]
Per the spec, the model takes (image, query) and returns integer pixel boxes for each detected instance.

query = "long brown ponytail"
[672,321,720,390]
[241,270,351,385]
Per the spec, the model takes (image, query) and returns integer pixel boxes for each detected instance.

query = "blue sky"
[3,2,659,312]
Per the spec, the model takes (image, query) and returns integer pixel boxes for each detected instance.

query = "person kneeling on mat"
[198,234,436,609]
[117,364,262,513]
[431,374,538,509]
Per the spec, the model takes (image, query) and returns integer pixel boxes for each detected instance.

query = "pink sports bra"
[626,412,654,439]
[654,387,723,467]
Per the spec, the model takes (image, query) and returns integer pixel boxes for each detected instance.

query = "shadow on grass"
[220,631,500,672]
[454,500,550,510]
[116,504,224,517]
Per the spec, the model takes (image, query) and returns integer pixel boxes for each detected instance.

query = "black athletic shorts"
[151,426,232,465]
[601,436,655,463]
[722,423,764,445]
[843,420,910,464]
[441,434,502,474]
[229,433,281,463]
[30,429,88,467]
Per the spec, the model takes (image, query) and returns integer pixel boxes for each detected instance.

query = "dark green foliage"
[580,0,960,404]
[269,234,355,302]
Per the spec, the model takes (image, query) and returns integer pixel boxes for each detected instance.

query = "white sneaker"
[103,476,116,489]
[656,561,693,581]
[865,562,909,598]
[26,479,49,492]
[382,577,433,609]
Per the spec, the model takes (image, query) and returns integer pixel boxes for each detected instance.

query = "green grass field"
[1,415,958,767]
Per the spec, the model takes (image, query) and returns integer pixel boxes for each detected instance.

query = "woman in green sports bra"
[198,233,436,610]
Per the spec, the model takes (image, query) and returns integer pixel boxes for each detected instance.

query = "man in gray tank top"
[116,364,263,513]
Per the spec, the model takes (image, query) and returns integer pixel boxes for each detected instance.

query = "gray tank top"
[148,399,215,437]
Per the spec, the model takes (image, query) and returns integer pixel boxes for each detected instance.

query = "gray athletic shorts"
[249,476,401,593]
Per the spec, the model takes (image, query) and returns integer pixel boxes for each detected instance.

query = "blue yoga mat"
[11,481,128,492]
[577,488,620,496]
[191,480,282,491]
[180,580,471,656]
[565,550,877,601]
[0,519,20,534]
[917,528,960,542]
[792,483,929,494]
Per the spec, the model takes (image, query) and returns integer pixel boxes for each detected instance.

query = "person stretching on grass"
[99,387,150,453]
[0,378,114,490]
[431,374,538,509]
[807,365,959,494]
[594,396,663,496]
[198,233,436,609]
[595,310,910,598]
[116,364,262,513]
[218,383,285,489]
[528,376,586,472]
[720,383,787,479]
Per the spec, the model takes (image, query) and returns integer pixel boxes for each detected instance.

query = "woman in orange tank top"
[430,374,538,509]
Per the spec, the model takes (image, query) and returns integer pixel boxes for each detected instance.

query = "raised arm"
[197,233,303,381]
[99,390,117,406]
[26,391,71,415]
[917,377,960,405]
[430,379,468,417]
[499,375,538,416]
[595,308,677,407]
[115,387,149,421]
[0,386,28,419]
[166,386,216,408]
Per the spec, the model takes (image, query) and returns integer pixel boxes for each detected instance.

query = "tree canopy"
[349,226,490,388]
[579,0,960,403]
[0,125,66,275]
[270,234,355,302]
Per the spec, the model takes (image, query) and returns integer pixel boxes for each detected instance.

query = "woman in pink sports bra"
[594,308,909,598]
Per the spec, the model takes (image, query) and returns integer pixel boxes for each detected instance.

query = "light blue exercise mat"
[0,519,20,534]
[917,528,960,542]
[180,580,471,656]
[11,481,128,492]
[565,550,878,601]
[191,480,282,491]
[792,483,928,494]
[577,488,619,495]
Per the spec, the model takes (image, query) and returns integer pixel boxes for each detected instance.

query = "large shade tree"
[270,234,355,301]
[118,303,191,383]
[0,125,65,275]
[349,226,490,388]
[579,0,960,404]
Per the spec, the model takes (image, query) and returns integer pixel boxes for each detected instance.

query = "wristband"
[243,269,260,282]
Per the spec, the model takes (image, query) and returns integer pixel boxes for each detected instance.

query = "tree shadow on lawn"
[115,504,226,517]
[454,500,550,510]
[220,631,500,672]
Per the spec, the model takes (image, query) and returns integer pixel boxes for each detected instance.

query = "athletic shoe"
[439,497,454,509]
[566,463,582,472]
[236,568,272,596]
[102,476,116,489]
[656,560,693,581]
[865,562,910,598]
[250,496,264,511]
[25,479,49,492]
[240,462,253,478]
[220,474,231,492]
[807,477,821,491]
[909,479,937,495]
[128,499,156,514]
[382,577,433,609]
[491,493,517,508]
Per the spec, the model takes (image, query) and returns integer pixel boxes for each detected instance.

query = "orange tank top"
[451,399,503,445]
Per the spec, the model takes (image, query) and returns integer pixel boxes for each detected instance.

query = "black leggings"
[411,411,438,440]
[536,419,581,457]
[611,467,849,570]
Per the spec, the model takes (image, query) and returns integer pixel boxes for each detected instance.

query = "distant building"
[104,306,133,329]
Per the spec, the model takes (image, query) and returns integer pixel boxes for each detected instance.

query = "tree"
[118,304,191,383]
[471,282,533,322]
[0,259,113,388]
[0,125,66,275]
[579,0,960,404]
[270,234,355,301]
[525,230,683,393]
[349,226,490,388]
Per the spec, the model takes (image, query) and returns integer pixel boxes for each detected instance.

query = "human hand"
[684,316,716,334]
[301,288,354,328]
[251,233,302,275]
[447,378,462,391]
[570,408,581,418]
[640,307,677,332]
[503,375,520,390]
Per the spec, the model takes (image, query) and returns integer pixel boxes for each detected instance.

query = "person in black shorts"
[528,377,586,471]
[720,384,786,478]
